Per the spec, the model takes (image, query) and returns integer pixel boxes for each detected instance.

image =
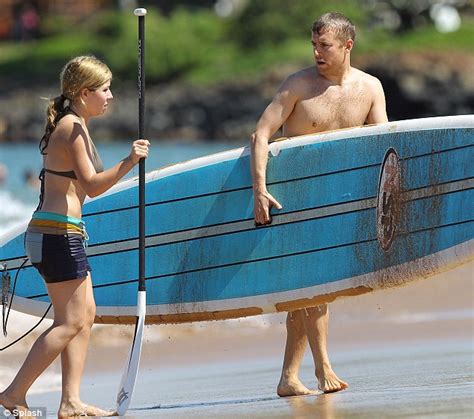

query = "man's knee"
[287,310,305,328]
[306,304,328,316]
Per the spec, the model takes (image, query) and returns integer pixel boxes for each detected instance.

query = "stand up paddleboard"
[1,115,473,324]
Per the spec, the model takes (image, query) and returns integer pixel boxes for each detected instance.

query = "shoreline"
[1,265,472,417]
[16,333,474,418]
[2,263,472,371]
[1,52,473,144]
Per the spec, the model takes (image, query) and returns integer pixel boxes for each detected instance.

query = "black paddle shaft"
[138,13,146,292]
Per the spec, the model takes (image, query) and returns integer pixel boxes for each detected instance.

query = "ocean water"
[1,142,473,418]
[0,141,243,235]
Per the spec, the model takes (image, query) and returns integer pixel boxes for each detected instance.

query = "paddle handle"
[137,8,146,292]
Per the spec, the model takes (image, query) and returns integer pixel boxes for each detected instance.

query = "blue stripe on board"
[84,166,380,246]
[86,189,474,287]
[83,147,472,246]
[23,188,473,303]
[83,129,472,216]
[87,222,473,307]
[0,233,26,261]
[2,127,473,306]
[402,146,473,190]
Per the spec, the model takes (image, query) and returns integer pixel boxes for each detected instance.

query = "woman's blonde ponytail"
[39,94,68,154]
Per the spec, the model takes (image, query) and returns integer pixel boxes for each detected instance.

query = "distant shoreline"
[1,51,473,144]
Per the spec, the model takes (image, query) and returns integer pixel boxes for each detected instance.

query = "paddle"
[116,7,147,416]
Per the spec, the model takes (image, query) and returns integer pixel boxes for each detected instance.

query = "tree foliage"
[0,2,472,88]
[227,0,367,49]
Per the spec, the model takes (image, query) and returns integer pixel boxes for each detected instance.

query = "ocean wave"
[1,310,286,353]
[0,189,34,236]
[0,365,61,395]
[388,309,474,324]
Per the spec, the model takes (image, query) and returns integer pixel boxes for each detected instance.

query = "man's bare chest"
[287,86,373,134]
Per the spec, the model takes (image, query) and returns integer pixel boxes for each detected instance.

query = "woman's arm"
[64,120,149,198]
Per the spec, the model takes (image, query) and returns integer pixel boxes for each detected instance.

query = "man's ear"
[345,38,354,52]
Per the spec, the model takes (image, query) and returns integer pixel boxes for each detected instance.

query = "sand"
[0,262,472,417]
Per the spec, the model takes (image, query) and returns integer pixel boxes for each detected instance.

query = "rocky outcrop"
[358,51,474,120]
[0,52,472,143]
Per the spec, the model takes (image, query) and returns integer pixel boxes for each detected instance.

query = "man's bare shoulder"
[280,66,317,94]
[351,67,383,91]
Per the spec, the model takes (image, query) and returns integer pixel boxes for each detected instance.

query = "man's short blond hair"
[312,12,356,43]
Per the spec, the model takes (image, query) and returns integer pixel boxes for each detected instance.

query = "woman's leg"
[58,274,115,417]
[58,273,94,414]
[0,277,88,412]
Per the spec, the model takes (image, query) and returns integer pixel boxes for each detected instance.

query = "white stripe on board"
[87,196,378,257]
[1,116,472,249]
[8,239,474,321]
[87,116,474,202]
[2,178,473,270]
[60,177,474,258]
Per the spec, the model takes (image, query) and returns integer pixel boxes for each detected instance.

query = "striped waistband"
[28,211,86,237]
[32,211,83,226]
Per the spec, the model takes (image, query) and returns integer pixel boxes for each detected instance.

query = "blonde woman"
[0,56,149,417]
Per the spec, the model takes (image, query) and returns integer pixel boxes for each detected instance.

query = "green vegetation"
[1,3,473,87]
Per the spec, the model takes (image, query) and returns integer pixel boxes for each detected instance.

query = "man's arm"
[251,78,298,225]
[366,77,388,124]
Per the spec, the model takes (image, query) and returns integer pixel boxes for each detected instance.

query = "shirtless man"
[250,12,388,396]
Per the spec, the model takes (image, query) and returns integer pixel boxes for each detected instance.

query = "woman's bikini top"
[36,110,105,210]
[41,138,104,180]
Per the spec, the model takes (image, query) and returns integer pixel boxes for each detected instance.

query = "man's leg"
[303,304,348,393]
[277,310,317,397]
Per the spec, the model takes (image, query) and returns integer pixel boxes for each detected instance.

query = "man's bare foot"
[58,402,117,418]
[0,392,29,415]
[277,378,317,397]
[317,369,349,393]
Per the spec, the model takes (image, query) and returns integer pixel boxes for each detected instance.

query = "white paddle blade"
[116,291,146,415]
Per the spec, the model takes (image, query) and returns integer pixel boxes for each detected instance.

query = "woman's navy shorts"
[25,213,91,283]
[25,232,91,283]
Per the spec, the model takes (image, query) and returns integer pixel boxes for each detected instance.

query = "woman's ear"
[79,88,89,100]
[78,88,90,107]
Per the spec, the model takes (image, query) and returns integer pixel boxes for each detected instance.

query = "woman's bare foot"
[317,368,349,393]
[81,404,117,417]
[0,392,29,415]
[58,402,117,418]
[277,377,317,397]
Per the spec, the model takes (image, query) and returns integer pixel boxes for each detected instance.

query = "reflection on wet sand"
[287,393,335,419]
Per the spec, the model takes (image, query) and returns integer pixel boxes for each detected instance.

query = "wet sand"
[23,335,473,418]
[1,263,473,417]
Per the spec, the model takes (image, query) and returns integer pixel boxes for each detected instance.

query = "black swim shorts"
[25,232,91,283]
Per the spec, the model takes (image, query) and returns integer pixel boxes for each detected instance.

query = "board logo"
[377,148,402,251]
[117,387,129,406]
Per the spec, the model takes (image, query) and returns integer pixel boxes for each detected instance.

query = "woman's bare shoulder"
[53,114,86,144]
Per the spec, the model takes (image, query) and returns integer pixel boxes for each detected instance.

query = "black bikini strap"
[68,107,80,117]
[36,169,45,211]
[43,168,77,179]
